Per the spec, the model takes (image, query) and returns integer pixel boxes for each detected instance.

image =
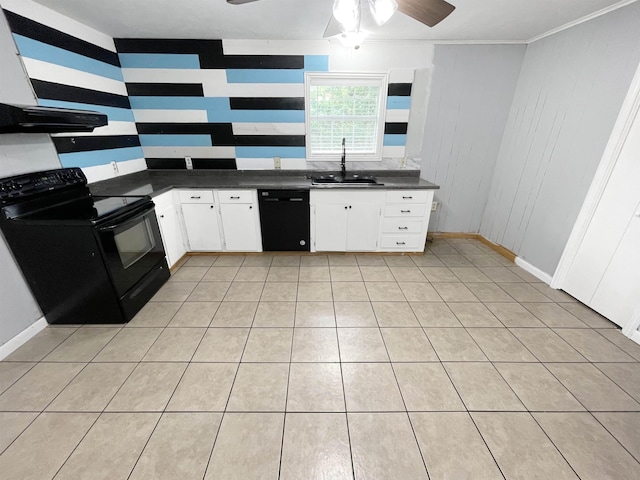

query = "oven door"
[97,203,166,296]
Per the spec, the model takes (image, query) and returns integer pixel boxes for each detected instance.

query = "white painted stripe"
[22,58,127,96]
[142,146,236,158]
[223,39,330,56]
[281,158,308,169]
[389,69,415,84]
[52,121,138,137]
[83,163,116,184]
[133,110,208,123]
[232,123,305,135]
[202,81,305,98]
[116,158,147,176]
[385,109,410,123]
[515,257,553,284]
[2,0,116,52]
[382,146,406,158]
[236,158,308,170]
[122,68,226,84]
[0,317,48,361]
[235,158,275,170]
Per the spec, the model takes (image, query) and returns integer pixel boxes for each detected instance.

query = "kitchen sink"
[311,175,383,186]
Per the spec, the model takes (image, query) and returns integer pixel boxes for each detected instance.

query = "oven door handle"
[98,203,155,232]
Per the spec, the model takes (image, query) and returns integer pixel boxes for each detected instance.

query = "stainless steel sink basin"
[311,175,383,186]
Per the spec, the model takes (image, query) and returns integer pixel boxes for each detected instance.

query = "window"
[305,73,388,161]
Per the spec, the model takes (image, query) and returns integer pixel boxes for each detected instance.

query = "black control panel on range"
[0,167,86,203]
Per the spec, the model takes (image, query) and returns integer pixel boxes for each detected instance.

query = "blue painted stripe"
[236,146,306,158]
[304,55,329,71]
[139,134,212,147]
[119,53,200,69]
[59,146,144,168]
[226,69,304,84]
[13,35,124,82]
[129,96,230,110]
[387,96,412,109]
[206,109,305,123]
[383,134,408,146]
[37,100,135,122]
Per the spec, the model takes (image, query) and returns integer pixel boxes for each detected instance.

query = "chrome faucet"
[341,137,347,178]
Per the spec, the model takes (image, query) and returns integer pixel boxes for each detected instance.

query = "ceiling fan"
[227,0,456,44]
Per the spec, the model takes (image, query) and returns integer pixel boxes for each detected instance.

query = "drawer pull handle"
[230,196,240,199]
[402,196,413,199]
[401,210,411,213]
[344,206,348,210]
[396,242,406,245]
[190,196,201,199]
[210,205,214,209]
[398,227,408,230]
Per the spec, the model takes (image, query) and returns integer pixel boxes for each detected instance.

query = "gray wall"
[0,10,61,347]
[420,44,525,232]
[480,1,640,276]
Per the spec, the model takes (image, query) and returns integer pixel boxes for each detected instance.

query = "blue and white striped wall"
[2,0,144,183]
[118,39,412,170]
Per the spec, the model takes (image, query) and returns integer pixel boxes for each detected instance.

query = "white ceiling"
[31,0,635,42]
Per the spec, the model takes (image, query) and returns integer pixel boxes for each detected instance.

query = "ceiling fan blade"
[323,15,343,38]
[396,0,455,27]
[226,0,261,5]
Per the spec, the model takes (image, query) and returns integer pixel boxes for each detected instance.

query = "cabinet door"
[156,205,186,267]
[347,204,381,251]
[181,203,222,251]
[219,203,261,252]
[315,204,348,251]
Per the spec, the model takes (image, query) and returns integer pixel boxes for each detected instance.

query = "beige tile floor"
[1,237,640,479]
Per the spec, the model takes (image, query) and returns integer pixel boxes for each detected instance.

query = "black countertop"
[90,169,440,197]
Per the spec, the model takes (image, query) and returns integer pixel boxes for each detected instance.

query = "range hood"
[0,103,108,134]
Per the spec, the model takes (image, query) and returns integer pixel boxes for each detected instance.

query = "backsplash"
[118,39,412,170]
[1,4,145,183]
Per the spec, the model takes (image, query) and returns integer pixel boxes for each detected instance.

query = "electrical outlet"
[400,157,407,168]
[185,156,193,170]
[431,201,440,212]
[274,156,281,169]
[111,161,118,175]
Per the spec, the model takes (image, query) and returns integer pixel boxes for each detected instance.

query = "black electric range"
[0,167,170,324]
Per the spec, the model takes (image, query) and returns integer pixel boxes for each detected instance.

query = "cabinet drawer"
[386,190,429,204]
[380,234,424,250]
[178,190,214,204]
[382,219,423,234]
[218,190,253,204]
[384,204,427,217]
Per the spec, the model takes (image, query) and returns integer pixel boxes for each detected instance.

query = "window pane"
[308,80,383,156]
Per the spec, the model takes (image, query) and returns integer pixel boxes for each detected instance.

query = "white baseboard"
[631,330,640,346]
[515,257,554,285]
[0,317,48,361]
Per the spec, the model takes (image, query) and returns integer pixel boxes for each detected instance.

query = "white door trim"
[551,60,640,289]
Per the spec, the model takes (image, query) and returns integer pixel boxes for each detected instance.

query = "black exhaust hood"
[0,103,108,134]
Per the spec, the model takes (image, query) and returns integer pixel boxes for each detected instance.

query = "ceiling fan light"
[369,0,397,26]
[339,30,367,49]
[333,0,360,30]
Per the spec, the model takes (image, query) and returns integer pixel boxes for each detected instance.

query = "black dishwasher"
[258,190,310,251]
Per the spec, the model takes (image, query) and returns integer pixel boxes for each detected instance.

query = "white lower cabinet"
[181,203,223,251]
[153,191,186,268]
[218,190,262,252]
[311,189,434,253]
[311,190,384,252]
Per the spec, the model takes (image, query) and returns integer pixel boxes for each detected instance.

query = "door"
[590,201,640,326]
[220,203,260,251]
[562,104,640,328]
[314,203,348,251]
[347,204,381,251]
[157,204,185,267]
[182,203,222,251]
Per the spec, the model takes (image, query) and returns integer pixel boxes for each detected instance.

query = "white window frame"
[304,72,389,162]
